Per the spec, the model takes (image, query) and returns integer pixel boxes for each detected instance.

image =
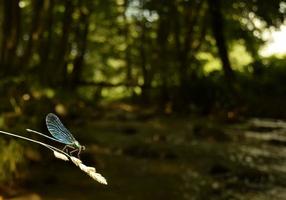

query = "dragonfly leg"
[62,145,68,152]
[62,145,75,154]
[70,148,81,158]
[77,149,81,158]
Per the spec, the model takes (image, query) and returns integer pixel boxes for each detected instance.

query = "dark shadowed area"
[1,0,286,199]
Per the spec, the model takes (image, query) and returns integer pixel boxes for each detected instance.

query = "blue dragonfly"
[27,113,85,158]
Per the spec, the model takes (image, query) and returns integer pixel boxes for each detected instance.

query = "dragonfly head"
[74,141,86,151]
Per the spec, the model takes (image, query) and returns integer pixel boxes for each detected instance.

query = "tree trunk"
[70,5,90,88]
[139,0,151,103]
[173,5,190,107]
[39,0,55,65]
[208,0,234,81]
[123,0,132,84]
[55,0,74,85]
[0,0,20,73]
[140,19,150,103]
[38,0,55,85]
[157,6,171,107]
[21,0,46,67]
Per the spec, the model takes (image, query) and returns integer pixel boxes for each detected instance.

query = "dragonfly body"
[46,113,85,157]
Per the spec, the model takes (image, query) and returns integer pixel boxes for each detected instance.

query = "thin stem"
[0,130,70,158]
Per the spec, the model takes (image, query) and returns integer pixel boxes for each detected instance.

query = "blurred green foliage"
[0,139,25,182]
[0,0,285,111]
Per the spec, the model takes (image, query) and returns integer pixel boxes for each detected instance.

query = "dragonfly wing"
[46,113,76,144]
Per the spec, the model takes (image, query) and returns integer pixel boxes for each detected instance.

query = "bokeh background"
[1,0,286,199]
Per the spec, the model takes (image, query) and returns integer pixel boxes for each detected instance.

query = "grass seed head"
[53,151,69,161]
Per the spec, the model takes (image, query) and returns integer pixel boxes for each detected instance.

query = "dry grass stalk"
[53,151,69,161]
[88,171,108,185]
[53,152,108,185]
[70,156,82,166]
[0,129,108,185]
